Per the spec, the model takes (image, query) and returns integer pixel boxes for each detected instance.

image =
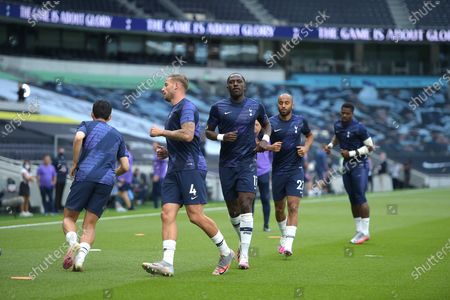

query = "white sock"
[354,217,362,233]
[76,242,90,264]
[162,240,176,265]
[230,216,241,240]
[284,226,297,252]
[211,231,231,256]
[65,231,78,247]
[361,218,370,236]
[278,218,287,246]
[239,213,253,261]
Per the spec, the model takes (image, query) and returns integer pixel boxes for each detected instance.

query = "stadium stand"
[11,0,134,16]
[0,0,449,192]
[170,0,258,22]
[133,0,176,19]
[404,0,450,28]
[10,0,450,27]
[257,0,395,26]
[1,70,448,174]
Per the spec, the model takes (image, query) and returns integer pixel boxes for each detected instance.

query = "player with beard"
[142,74,233,276]
[266,93,314,256]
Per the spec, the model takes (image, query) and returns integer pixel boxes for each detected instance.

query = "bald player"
[266,93,313,256]
[206,73,271,269]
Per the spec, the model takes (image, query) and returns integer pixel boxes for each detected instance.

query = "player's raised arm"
[265,141,282,152]
[347,137,374,158]
[150,121,195,142]
[323,135,339,155]
[155,145,168,159]
[343,125,374,159]
[205,104,237,142]
[206,125,238,142]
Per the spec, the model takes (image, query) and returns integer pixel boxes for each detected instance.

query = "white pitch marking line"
[0,189,433,230]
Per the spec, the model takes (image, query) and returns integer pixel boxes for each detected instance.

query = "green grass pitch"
[0,188,449,299]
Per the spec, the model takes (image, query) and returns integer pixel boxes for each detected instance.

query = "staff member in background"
[53,147,68,211]
[36,155,57,214]
[116,145,134,211]
[17,82,26,102]
[19,160,34,217]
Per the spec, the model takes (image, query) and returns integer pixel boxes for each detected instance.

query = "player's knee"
[83,217,97,228]
[287,205,298,215]
[239,195,254,213]
[188,213,203,226]
[160,210,173,224]
[275,207,284,217]
[240,202,252,213]
[63,216,74,225]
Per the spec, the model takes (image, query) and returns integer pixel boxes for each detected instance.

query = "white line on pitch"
[0,189,432,230]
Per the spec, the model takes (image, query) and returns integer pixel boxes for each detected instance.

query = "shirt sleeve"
[301,118,311,135]
[269,118,275,143]
[52,166,57,177]
[180,103,196,125]
[36,167,41,176]
[207,104,219,130]
[77,121,87,134]
[358,123,370,141]
[256,103,269,126]
[117,137,128,160]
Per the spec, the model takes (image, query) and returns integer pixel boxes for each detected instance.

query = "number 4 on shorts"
[189,184,197,196]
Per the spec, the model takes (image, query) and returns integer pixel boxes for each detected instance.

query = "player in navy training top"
[142,74,233,277]
[63,100,130,272]
[206,73,271,270]
[324,102,374,244]
[266,93,314,257]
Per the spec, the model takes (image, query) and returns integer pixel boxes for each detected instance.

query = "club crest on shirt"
[294,125,298,134]
[249,108,253,117]
[347,131,350,138]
